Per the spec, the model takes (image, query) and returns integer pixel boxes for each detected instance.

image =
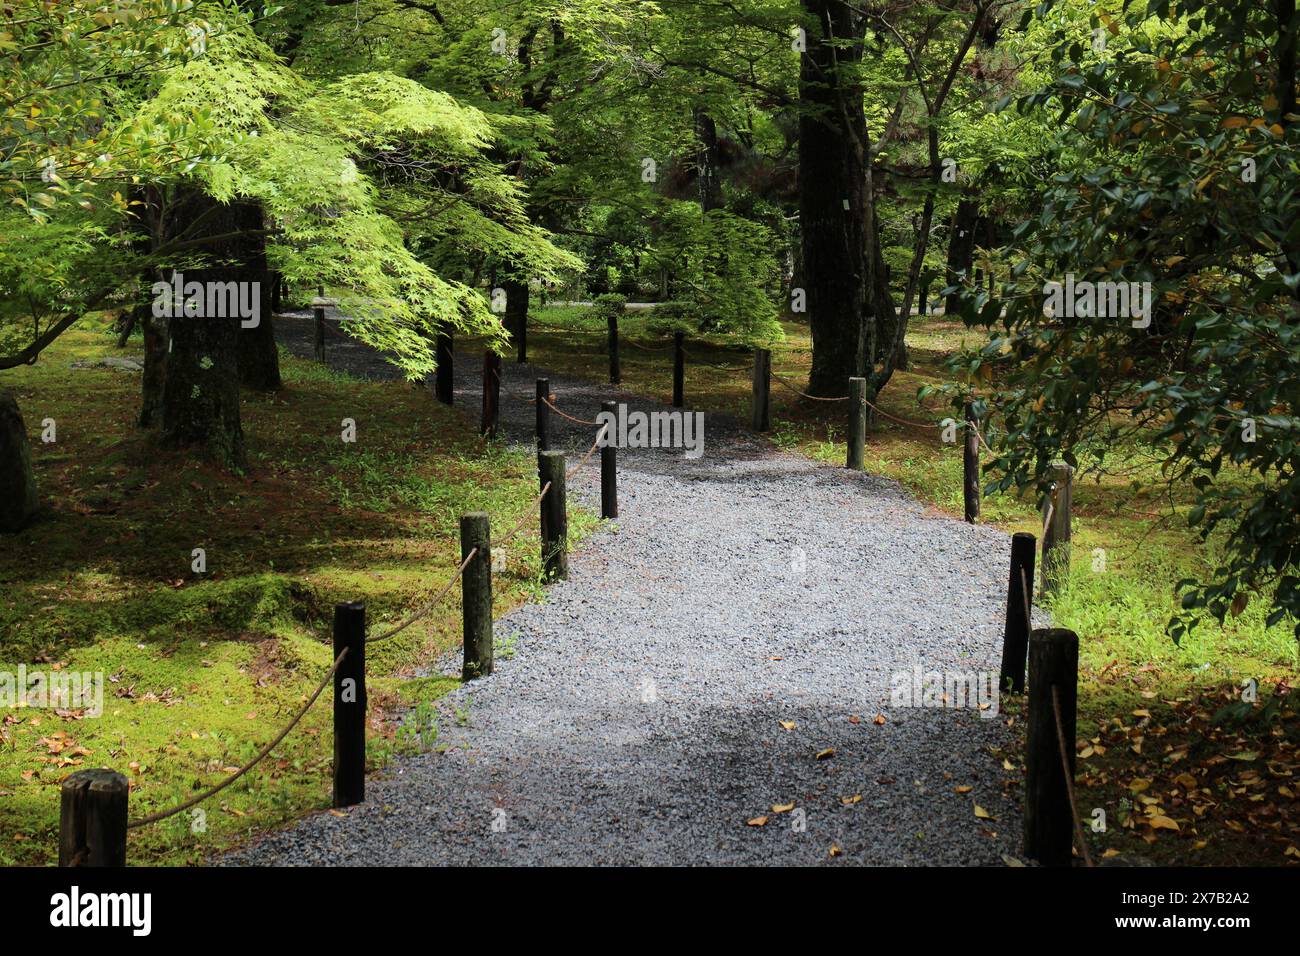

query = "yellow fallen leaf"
[1221,116,1248,129]
[815,748,835,760]
[1003,759,1015,771]
[779,720,797,731]
[1132,709,1151,718]
[1102,848,1121,858]
[829,844,843,858]
[873,713,887,725]
[747,816,769,827]
[772,802,795,813]
[955,785,973,794]
[1148,815,1180,831]
[841,794,862,805]
[1128,778,1152,794]
[974,805,994,820]
[1174,773,1198,790]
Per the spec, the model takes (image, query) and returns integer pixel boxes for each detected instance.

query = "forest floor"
[0,315,591,865]
[230,322,1029,866]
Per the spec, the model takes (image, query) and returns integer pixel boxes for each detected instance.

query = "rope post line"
[1041,461,1074,598]
[963,401,980,523]
[847,377,867,470]
[601,400,618,519]
[538,450,569,581]
[434,328,453,405]
[672,331,685,408]
[460,513,493,680]
[752,347,771,432]
[1024,627,1079,866]
[59,768,128,867]
[999,532,1037,694]
[481,351,501,438]
[607,314,621,384]
[535,378,550,451]
[332,602,367,809]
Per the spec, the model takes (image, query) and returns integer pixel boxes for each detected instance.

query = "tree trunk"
[139,310,167,429]
[694,109,724,212]
[237,205,280,390]
[0,389,39,532]
[501,276,528,363]
[157,188,251,469]
[800,0,867,396]
[944,195,980,315]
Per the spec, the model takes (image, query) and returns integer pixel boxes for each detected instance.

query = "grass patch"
[0,323,597,865]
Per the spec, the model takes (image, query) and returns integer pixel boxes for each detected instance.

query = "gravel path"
[231,315,1032,866]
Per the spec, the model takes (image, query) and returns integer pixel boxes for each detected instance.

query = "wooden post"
[847,377,866,470]
[672,331,685,408]
[1024,627,1079,866]
[538,450,568,581]
[963,401,980,523]
[999,532,1037,694]
[59,769,128,867]
[535,378,550,451]
[607,314,621,384]
[601,400,618,519]
[1041,461,1074,597]
[752,348,771,432]
[332,601,366,808]
[313,305,326,361]
[460,513,493,680]
[434,329,453,405]
[481,351,501,438]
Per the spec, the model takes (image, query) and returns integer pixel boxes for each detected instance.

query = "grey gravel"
[228,321,1034,866]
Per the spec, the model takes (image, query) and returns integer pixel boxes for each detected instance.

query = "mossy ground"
[520,302,1300,866]
[0,317,595,865]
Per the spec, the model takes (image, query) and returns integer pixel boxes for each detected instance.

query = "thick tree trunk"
[800,0,868,396]
[694,110,724,212]
[237,205,280,390]
[501,276,528,363]
[944,195,980,315]
[156,188,251,469]
[139,311,167,428]
[0,389,39,532]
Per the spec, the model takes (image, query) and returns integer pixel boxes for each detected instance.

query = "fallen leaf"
[974,805,994,820]
[841,794,862,806]
[772,802,795,813]
[829,844,843,858]
[778,720,797,731]
[1148,815,1180,831]
[955,785,973,794]
[815,748,835,760]
[747,816,769,827]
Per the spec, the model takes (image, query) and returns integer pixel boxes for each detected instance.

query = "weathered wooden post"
[313,301,326,361]
[481,351,501,438]
[752,348,771,432]
[535,378,550,451]
[1041,460,1074,597]
[999,532,1037,694]
[1024,627,1079,866]
[607,314,621,384]
[538,450,568,581]
[332,601,366,808]
[600,400,617,519]
[672,331,685,408]
[460,513,493,680]
[434,328,453,405]
[963,401,980,523]
[847,377,866,470]
[59,769,128,866]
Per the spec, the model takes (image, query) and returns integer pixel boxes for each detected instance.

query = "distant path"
[234,316,1028,865]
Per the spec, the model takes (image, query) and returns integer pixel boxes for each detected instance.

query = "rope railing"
[1052,684,1095,868]
[770,369,850,402]
[125,647,350,830]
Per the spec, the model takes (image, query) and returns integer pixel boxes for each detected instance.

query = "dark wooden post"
[1024,627,1079,866]
[59,769,128,866]
[434,328,453,405]
[538,450,568,580]
[963,401,980,523]
[607,314,621,384]
[1041,461,1074,597]
[313,305,326,361]
[535,378,550,451]
[999,532,1037,694]
[600,400,618,519]
[332,601,366,808]
[672,331,685,408]
[460,513,493,680]
[752,348,771,432]
[481,351,501,438]
[847,377,866,470]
